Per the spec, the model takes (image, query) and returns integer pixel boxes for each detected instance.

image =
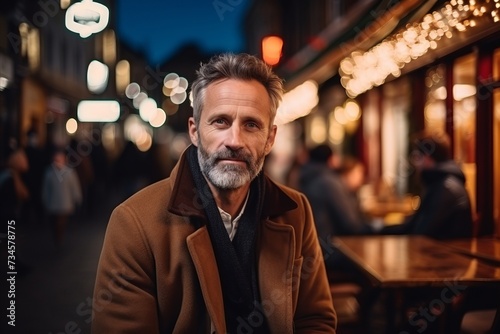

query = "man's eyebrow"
[205,111,228,121]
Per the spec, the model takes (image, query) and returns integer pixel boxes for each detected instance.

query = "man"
[42,150,82,248]
[381,130,473,239]
[299,145,373,271]
[92,53,337,333]
[299,145,373,238]
[0,148,30,222]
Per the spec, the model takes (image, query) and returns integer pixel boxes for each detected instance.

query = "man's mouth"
[219,158,246,164]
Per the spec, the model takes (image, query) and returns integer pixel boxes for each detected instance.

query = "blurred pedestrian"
[284,142,310,189]
[69,138,94,216]
[299,145,374,271]
[0,147,31,277]
[42,149,82,248]
[0,147,30,222]
[23,129,48,224]
[381,130,473,239]
[113,140,151,201]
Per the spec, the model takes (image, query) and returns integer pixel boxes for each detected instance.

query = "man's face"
[53,153,66,169]
[188,79,277,190]
[410,150,433,170]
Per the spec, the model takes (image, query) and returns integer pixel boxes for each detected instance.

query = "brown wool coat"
[91,149,337,333]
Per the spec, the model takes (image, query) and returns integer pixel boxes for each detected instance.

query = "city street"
[8,192,118,334]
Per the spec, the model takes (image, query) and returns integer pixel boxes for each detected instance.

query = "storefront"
[280,0,500,235]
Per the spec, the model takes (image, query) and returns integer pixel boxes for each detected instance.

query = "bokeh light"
[125,82,141,99]
[66,118,78,134]
[149,108,166,128]
[87,60,109,94]
[139,97,157,122]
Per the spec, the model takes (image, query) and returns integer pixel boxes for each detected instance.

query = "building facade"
[0,0,156,168]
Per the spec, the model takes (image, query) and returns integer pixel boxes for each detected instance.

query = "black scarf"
[186,145,270,333]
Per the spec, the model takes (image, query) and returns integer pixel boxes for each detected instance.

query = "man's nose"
[224,124,244,149]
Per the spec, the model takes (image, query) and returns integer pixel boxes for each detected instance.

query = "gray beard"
[197,142,264,190]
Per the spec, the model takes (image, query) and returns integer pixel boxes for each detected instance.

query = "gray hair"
[190,53,284,127]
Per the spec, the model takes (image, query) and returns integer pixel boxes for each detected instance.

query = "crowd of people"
[0,144,83,250]
[287,137,472,308]
[0,132,163,251]
[294,131,473,270]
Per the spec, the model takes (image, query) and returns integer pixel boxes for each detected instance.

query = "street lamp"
[262,36,283,66]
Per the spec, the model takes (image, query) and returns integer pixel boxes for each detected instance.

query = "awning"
[277,0,500,93]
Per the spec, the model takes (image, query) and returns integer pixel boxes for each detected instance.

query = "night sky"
[115,0,252,65]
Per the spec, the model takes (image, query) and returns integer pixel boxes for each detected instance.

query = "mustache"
[213,148,251,164]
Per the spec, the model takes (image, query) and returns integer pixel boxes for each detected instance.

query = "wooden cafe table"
[440,237,500,266]
[331,235,500,333]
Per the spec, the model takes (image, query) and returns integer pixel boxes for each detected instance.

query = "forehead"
[203,79,271,111]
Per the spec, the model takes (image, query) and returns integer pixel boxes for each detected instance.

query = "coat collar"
[167,145,298,219]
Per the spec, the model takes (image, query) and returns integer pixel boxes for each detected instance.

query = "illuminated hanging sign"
[77,100,120,122]
[65,0,109,38]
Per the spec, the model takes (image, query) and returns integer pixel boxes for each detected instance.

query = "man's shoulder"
[108,176,189,236]
[442,175,470,202]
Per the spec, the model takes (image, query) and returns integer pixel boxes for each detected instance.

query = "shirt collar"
[218,190,250,240]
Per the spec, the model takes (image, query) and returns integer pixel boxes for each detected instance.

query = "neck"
[208,182,250,217]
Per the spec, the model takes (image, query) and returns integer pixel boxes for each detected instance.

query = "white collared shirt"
[217,191,250,241]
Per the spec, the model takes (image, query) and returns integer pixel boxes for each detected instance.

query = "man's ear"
[188,117,198,147]
[264,125,277,155]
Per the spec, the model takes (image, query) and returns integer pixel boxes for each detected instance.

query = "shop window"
[424,65,446,132]
[103,29,116,66]
[362,89,380,184]
[381,77,410,197]
[493,49,500,81]
[19,23,40,71]
[493,51,500,236]
[494,90,500,236]
[27,27,40,71]
[453,53,477,214]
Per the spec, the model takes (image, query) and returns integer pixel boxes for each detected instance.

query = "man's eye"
[246,122,259,129]
[214,119,226,125]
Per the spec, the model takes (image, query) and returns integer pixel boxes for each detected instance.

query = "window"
[382,77,410,197]
[493,49,500,236]
[424,65,446,132]
[453,53,477,213]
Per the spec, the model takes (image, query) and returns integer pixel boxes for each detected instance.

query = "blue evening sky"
[116,0,252,65]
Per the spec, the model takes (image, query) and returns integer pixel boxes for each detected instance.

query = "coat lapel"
[258,219,296,333]
[186,226,226,334]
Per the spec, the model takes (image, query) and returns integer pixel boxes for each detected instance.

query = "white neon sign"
[77,100,120,122]
[65,0,109,38]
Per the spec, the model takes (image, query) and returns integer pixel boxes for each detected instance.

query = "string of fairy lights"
[339,0,500,98]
